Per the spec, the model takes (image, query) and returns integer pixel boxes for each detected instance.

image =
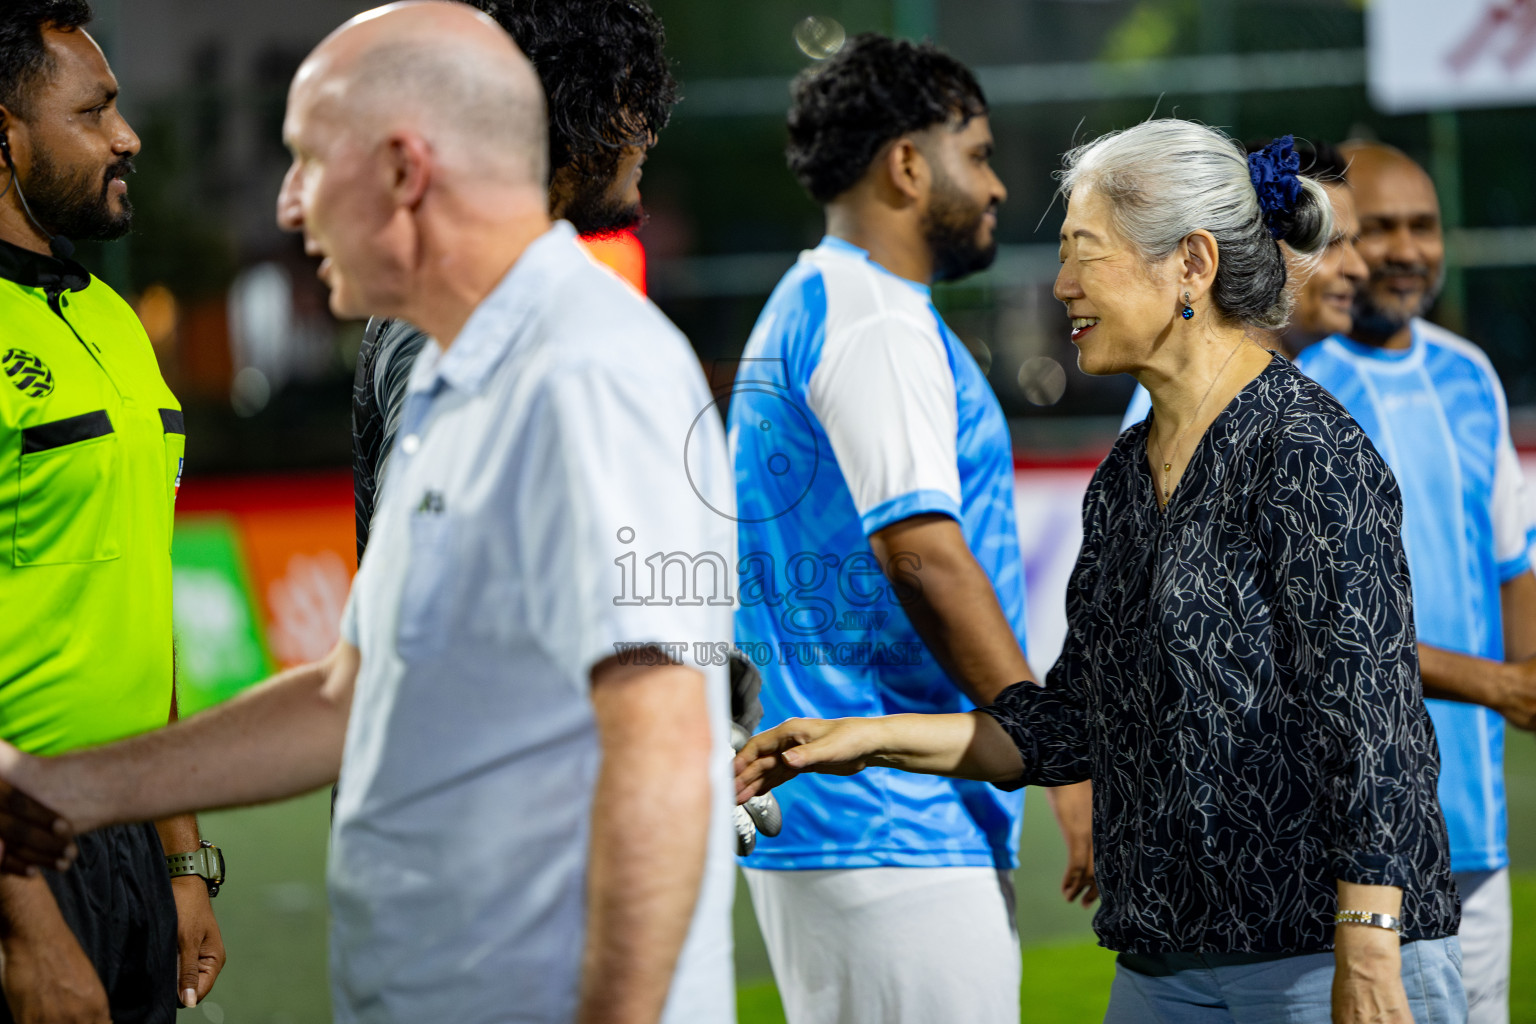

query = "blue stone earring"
[1181,291,1195,320]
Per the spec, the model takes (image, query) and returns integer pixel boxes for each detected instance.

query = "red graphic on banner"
[1449,1,1536,74]
[237,507,356,668]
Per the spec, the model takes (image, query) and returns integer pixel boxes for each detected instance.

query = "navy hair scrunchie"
[1248,135,1303,240]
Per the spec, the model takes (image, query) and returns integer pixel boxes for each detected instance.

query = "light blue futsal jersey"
[730,236,1028,872]
[1294,320,1533,873]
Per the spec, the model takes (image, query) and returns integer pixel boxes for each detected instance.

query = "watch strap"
[166,842,224,896]
[1335,910,1402,936]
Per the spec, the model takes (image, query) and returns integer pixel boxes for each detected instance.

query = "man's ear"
[384,131,433,210]
[878,136,928,206]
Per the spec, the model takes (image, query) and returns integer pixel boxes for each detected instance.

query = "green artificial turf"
[1515,869,1536,1022]
[736,981,789,1024]
[735,939,1119,1024]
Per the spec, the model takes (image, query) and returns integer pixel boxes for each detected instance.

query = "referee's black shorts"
[0,823,178,1024]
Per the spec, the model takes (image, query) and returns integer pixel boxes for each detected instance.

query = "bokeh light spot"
[794,16,847,60]
[1017,356,1068,406]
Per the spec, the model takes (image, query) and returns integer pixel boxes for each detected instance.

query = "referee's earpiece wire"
[0,133,15,206]
[0,130,75,260]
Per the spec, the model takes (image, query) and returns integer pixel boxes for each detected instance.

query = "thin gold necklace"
[1152,338,1249,506]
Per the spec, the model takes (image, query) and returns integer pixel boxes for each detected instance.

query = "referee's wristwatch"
[166,840,226,898]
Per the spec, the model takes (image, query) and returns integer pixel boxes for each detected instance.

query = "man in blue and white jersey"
[1293,142,1536,1024]
[729,35,1092,1024]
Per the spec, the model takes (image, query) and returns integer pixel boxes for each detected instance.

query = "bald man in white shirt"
[0,5,737,1023]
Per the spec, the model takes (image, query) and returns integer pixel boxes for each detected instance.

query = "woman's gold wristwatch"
[166,840,226,898]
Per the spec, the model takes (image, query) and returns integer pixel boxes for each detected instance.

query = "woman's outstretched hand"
[733,717,882,803]
[734,711,1028,806]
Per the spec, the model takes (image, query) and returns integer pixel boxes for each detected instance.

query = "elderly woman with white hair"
[735,119,1464,1024]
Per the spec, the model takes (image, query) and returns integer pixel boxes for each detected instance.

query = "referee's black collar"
[0,237,90,294]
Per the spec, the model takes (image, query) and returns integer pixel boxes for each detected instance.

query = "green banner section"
[172,516,272,716]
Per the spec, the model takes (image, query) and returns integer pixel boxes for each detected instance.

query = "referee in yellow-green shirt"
[0,4,224,1021]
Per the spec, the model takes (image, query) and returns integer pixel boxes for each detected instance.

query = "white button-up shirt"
[335,222,736,1024]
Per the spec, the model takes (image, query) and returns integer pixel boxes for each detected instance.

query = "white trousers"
[744,866,1021,1024]
[1455,868,1511,1024]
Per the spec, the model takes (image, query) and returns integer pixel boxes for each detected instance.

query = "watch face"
[195,842,225,884]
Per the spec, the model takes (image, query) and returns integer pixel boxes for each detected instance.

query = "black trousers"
[0,823,178,1024]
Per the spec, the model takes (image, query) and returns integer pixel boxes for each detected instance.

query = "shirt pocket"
[395,512,455,661]
[160,408,186,545]
[14,410,121,566]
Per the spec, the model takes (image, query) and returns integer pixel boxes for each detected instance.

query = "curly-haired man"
[729,34,1091,1024]
[351,0,678,559]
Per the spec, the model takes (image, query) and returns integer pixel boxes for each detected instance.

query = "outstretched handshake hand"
[733,717,883,805]
[0,742,76,876]
[733,710,1029,806]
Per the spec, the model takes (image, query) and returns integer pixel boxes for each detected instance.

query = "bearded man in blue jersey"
[728,34,1092,1024]
[1293,141,1536,1024]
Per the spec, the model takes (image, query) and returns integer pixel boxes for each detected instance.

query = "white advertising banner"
[1013,455,1536,674]
[1369,0,1536,113]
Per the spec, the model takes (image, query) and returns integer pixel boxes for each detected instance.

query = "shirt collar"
[408,220,578,397]
[811,235,932,297]
[1322,321,1426,366]
[0,237,91,294]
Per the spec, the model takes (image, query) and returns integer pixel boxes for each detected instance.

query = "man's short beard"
[561,182,643,238]
[1352,262,1446,337]
[25,149,134,245]
[924,168,996,284]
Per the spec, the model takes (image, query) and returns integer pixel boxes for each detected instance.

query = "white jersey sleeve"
[806,311,961,536]
[1490,373,1533,581]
